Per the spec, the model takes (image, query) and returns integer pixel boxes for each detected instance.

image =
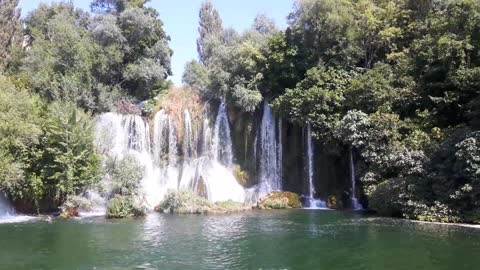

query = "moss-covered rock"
[233,165,249,187]
[257,191,302,209]
[327,196,338,209]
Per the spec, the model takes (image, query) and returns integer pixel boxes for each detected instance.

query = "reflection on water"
[0,210,479,270]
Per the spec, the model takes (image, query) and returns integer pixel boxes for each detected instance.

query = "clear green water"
[0,210,479,270]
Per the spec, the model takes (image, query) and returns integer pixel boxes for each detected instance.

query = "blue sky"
[18,0,295,85]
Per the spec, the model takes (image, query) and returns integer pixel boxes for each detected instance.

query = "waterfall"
[167,117,178,167]
[277,118,283,183]
[212,102,233,167]
[244,101,283,203]
[350,149,363,210]
[96,113,163,209]
[202,117,212,156]
[258,101,281,195]
[0,193,14,218]
[0,192,36,223]
[183,110,193,160]
[124,115,151,153]
[153,110,169,166]
[188,158,245,203]
[306,124,327,209]
[151,105,244,203]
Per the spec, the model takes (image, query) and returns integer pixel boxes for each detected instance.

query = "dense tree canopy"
[0,0,171,213]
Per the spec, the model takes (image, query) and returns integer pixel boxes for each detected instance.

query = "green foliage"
[0,0,22,72]
[197,0,223,66]
[273,65,351,134]
[0,75,41,200]
[106,194,145,218]
[105,155,144,197]
[103,154,146,218]
[182,60,210,92]
[0,75,101,212]
[29,102,101,208]
[157,189,212,214]
[20,1,172,111]
[269,0,480,222]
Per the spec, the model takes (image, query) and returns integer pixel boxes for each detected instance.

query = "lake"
[0,210,479,270]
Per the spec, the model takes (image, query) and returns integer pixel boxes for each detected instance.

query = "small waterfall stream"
[306,124,327,209]
[259,101,281,193]
[0,192,36,223]
[0,193,14,218]
[350,149,363,210]
[245,101,283,203]
[212,102,233,167]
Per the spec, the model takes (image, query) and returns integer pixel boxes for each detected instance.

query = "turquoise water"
[0,210,479,270]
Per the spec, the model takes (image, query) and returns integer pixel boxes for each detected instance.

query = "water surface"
[0,210,479,270]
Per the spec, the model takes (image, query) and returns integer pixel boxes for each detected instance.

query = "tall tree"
[0,0,22,72]
[90,0,149,13]
[197,0,223,65]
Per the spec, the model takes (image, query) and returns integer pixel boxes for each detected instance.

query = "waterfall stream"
[245,101,283,203]
[212,102,233,167]
[259,101,281,193]
[0,193,14,218]
[350,149,363,210]
[306,124,327,209]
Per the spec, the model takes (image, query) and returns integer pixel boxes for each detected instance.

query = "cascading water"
[277,118,283,183]
[0,193,14,218]
[350,149,363,210]
[183,110,193,160]
[0,192,36,223]
[245,101,283,203]
[179,110,195,189]
[258,101,281,194]
[96,113,163,210]
[153,110,169,166]
[212,102,233,167]
[305,124,327,209]
[151,105,244,204]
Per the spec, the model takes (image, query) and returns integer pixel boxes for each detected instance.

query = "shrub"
[156,189,212,214]
[106,195,146,219]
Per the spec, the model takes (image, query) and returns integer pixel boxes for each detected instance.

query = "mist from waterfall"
[350,149,363,210]
[305,124,327,209]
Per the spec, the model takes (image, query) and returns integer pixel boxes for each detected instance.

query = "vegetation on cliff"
[184,0,480,223]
